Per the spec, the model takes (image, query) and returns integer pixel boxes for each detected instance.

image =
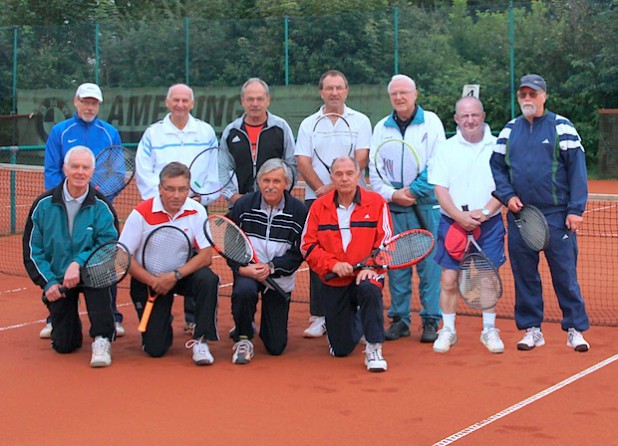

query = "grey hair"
[64,145,95,168]
[330,156,360,173]
[167,83,194,101]
[240,78,270,98]
[256,158,291,184]
[387,74,416,94]
[159,161,191,184]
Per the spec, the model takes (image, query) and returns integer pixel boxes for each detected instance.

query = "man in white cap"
[41,82,125,338]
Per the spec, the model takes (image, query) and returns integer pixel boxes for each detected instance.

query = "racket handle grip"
[138,301,155,333]
[266,277,290,301]
[324,272,337,281]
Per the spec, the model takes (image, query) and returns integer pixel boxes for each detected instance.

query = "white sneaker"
[115,322,125,337]
[480,327,505,354]
[232,339,254,364]
[185,337,214,365]
[39,322,52,339]
[517,327,545,350]
[364,343,387,372]
[90,336,112,368]
[303,316,326,338]
[433,326,458,353]
[567,328,590,352]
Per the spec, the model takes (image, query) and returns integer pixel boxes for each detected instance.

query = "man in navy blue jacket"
[490,74,590,352]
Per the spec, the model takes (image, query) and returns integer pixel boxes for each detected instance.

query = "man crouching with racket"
[428,96,506,354]
[24,146,119,367]
[225,159,307,364]
[119,162,220,365]
[301,156,394,372]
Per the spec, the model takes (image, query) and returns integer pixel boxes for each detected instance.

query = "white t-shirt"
[428,124,498,217]
[295,105,372,200]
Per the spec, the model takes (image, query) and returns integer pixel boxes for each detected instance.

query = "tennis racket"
[138,225,192,333]
[91,145,135,199]
[491,192,550,251]
[373,138,428,229]
[457,205,502,310]
[189,146,236,197]
[204,215,290,300]
[311,113,354,174]
[324,229,434,281]
[43,241,131,303]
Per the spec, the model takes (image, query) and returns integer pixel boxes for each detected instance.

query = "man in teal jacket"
[23,146,119,367]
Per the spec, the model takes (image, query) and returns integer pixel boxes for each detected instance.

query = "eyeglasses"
[322,85,347,92]
[517,91,541,99]
[161,184,190,194]
[389,90,414,97]
[78,98,100,106]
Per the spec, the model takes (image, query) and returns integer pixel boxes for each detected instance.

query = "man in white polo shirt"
[428,96,505,354]
[295,70,373,338]
[119,162,220,365]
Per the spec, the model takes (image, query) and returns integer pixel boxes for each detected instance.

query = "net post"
[9,145,18,234]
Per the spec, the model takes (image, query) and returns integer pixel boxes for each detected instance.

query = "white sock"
[482,312,496,330]
[442,313,456,332]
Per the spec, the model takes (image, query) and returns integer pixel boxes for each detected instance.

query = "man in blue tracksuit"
[490,74,590,352]
[369,75,444,343]
[42,83,124,338]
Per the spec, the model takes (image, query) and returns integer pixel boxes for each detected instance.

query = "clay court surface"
[1,180,617,445]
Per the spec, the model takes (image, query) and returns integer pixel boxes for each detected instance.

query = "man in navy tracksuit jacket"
[490,74,590,352]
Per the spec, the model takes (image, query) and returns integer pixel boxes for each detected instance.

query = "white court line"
[433,353,618,445]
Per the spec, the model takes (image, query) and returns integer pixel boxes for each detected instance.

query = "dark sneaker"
[421,320,439,343]
[385,318,410,341]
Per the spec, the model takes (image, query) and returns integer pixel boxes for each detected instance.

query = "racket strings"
[458,254,502,309]
[377,232,433,267]
[143,229,192,275]
[92,148,135,197]
[81,244,130,288]
[208,220,253,264]
[517,208,550,251]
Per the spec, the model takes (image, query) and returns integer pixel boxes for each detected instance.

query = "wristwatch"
[481,208,490,217]
[173,269,183,281]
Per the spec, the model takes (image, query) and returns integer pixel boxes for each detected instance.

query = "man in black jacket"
[226,158,307,364]
[219,78,297,206]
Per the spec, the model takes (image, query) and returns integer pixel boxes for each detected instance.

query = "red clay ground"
[0,273,616,446]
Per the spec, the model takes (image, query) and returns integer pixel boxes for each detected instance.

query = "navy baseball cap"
[519,74,546,91]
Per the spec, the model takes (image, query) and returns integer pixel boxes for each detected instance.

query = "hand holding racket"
[491,192,550,251]
[43,241,131,303]
[457,205,502,310]
[138,225,192,333]
[204,215,290,300]
[324,229,434,281]
[91,145,135,199]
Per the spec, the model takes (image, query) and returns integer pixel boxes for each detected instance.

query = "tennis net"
[2,162,617,326]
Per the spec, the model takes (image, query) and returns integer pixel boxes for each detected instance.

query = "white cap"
[75,83,103,102]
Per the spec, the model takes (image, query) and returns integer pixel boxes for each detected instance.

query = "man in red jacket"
[301,156,394,372]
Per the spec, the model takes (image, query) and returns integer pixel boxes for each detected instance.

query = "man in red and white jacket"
[301,156,394,372]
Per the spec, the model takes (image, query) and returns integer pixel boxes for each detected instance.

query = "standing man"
[24,146,118,367]
[428,96,505,354]
[219,78,297,205]
[295,70,373,338]
[227,159,307,364]
[301,156,393,372]
[491,74,590,352]
[42,82,125,338]
[369,74,445,343]
[135,83,219,335]
[119,162,220,364]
